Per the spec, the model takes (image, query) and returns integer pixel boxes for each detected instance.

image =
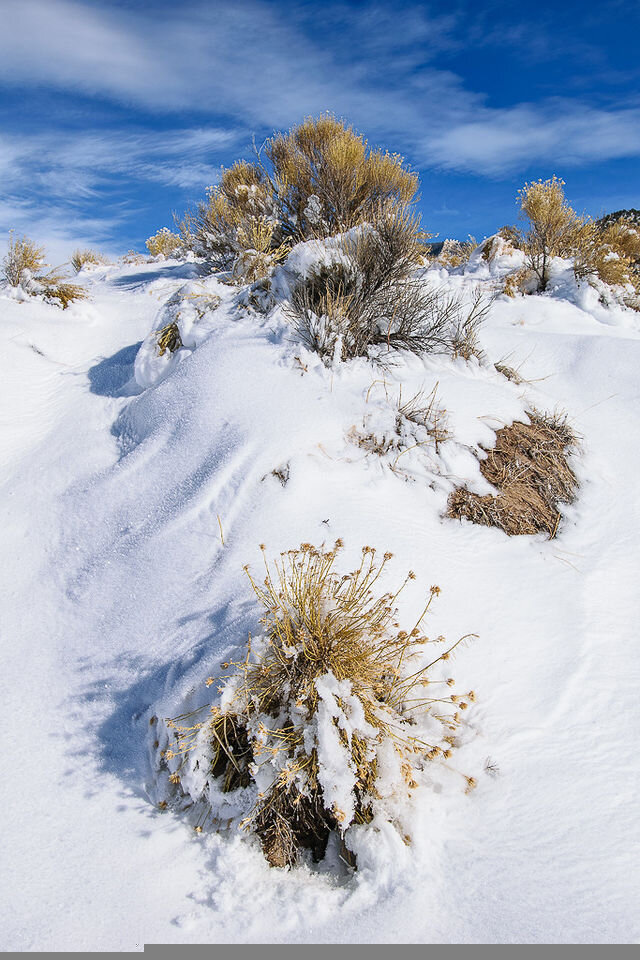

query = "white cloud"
[422,102,640,174]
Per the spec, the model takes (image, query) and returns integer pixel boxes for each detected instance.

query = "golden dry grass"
[146,228,182,258]
[2,232,46,286]
[155,321,183,356]
[166,543,476,868]
[447,411,578,537]
[70,249,108,272]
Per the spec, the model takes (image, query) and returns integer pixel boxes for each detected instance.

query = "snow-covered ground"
[1,250,639,948]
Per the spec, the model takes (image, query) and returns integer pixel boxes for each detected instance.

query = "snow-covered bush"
[70,249,108,272]
[2,232,87,308]
[179,161,282,272]
[145,227,182,259]
[2,232,46,286]
[285,212,487,364]
[159,543,475,869]
[178,115,423,280]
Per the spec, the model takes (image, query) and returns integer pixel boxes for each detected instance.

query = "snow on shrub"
[2,231,88,309]
[154,542,477,870]
[71,249,108,273]
[145,227,182,259]
[284,217,489,365]
[177,115,422,284]
[134,283,222,388]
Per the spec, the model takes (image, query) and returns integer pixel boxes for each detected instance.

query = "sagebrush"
[160,543,476,868]
[179,115,422,281]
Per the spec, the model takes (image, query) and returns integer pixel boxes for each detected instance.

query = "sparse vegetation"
[162,543,475,868]
[2,232,46,287]
[2,232,88,308]
[145,227,182,258]
[71,249,108,273]
[447,410,578,537]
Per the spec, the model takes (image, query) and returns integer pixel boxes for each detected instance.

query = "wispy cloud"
[422,101,640,174]
[2,0,638,176]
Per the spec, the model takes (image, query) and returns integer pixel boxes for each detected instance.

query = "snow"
[1,249,639,948]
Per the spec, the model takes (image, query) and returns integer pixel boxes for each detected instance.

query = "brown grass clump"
[447,411,578,537]
[40,276,88,309]
[165,543,476,869]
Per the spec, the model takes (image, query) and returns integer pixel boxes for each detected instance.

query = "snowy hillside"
[1,245,640,949]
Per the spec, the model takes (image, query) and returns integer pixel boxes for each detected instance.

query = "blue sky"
[1,0,639,262]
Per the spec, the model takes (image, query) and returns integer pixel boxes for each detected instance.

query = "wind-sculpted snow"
[1,250,640,947]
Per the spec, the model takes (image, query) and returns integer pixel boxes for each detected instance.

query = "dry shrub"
[265,114,419,241]
[165,543,476,869]
[510,178,640,301]
[179,116,423,279]
[146,227,182,258]
[350,383,449,460]
[448,289,490,362]
[121,250,148,265]
[494,362,524,384]
[155,321,182,356]
[447,410,578,537]
[39,275,88,309]
[2,233,87,308]
[286,209,478,363]
[232,219,290,283]
[2,232,46,286]
[573,217,640,303]
[437,237,477,268]
[501,266,534,298]
[180,161,281,271]
[71,249,108,272]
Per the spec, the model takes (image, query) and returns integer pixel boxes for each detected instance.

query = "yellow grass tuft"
[165,543,477,868]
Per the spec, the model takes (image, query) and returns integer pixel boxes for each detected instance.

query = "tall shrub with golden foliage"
[179,115,422,280]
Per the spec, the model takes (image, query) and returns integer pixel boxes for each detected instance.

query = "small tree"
[517,177,585,292]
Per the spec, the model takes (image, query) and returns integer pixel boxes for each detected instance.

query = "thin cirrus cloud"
[422,101,640,175]
[2,0,638,175]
